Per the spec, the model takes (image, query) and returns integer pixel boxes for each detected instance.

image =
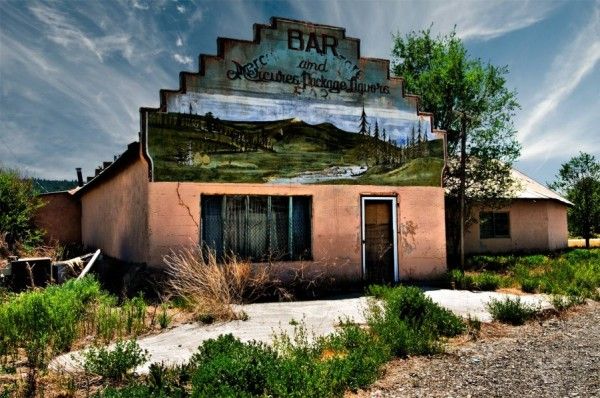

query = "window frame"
[479,211,511,239]
[200,194,312,262]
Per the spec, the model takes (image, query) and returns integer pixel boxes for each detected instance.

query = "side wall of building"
[35,192,81,244]
[147,183,447,281]
[546,200,569,250]
[80,157,149,263]
[465,199,568,254]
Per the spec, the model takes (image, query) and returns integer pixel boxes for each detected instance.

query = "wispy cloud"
[188,7,203,24]
[173,53,193,65]
[518,6,600,143]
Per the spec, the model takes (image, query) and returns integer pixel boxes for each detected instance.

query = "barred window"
[480,211,510,239]
[201,195,311,261]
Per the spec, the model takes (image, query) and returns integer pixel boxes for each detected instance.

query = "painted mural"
[145,18,444,186]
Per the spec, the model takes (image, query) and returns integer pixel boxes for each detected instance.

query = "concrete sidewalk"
[51,289,552,372]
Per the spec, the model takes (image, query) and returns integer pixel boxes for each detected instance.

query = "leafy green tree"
[392,29,521,262]
[550,152,600,248]
[0,168,44,252]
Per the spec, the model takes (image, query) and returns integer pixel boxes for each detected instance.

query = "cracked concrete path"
[51,289,552,373]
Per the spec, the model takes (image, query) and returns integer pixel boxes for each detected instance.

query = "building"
[37,18,450,284]
[36,18,571,284]
[464,169,572,254]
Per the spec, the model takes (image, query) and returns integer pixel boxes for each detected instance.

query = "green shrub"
[93,363,191,397]
[467,255,517,271]
[0,277,103,370]
[320,322,389,390]
[473,272,502,291]
[0,168,44,251]
[190,334,276,397]
[486,297,540,325]
[450,270,503,291]
[366,286,464,357]
[520,278,539,293]
[449,269,475,290]
[157,304,172,329]
[147,362,191,397]
[122,295,147,335]
[93,384,154,398]
[82,340,149,381]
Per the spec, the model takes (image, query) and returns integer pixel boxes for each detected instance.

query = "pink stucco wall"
[546,200,569,250]
[81,157,149,263]
[465,199,568,254]
[147,182,447,281]
[35,192,81,244]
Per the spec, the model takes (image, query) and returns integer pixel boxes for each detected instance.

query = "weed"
[448,270,503,291]
[147,362,191,397]
[486,297,540,325]
[81,340,149,382]
[466,315,482,340]
[366,285,464,357]
[520,278,539,293]
[474,272,502,291]
[164,247,279,322]
[157,304,171,329]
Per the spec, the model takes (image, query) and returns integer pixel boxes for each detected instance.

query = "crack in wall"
[176,182,199,228]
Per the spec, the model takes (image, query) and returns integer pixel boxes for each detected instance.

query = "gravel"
[354,300,600,398]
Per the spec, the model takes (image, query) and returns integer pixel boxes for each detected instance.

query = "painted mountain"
[147,112,443,186]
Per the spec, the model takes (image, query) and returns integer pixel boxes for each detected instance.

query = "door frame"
[360,196,399,282]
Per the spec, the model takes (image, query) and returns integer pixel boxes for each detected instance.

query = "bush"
[520,278,539,293]
[93,362,191,397]
[164,247,278,322]
[94,385,153,398]
[486,297,540,325]
[190,334,276,397]
[474,272,502,291]
[366,286,464,357]
[320,322,389,390]
[0,277,103,370]
[157,304,172,329]
[82,340,149,381]
[0,168,44,252]
[449,270,503,291]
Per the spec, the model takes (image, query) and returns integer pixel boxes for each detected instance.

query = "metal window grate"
[201,195,312,261]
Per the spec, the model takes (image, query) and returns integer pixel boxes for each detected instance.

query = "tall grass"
[466,249,600,300]
[0,276,153,395]
[163,247,280,321]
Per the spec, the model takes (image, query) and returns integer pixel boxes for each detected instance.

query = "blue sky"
[1,0,598,185]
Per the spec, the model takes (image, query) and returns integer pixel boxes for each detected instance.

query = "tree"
[550,153,600,248]
[0,168,44,253]
[392,29,521,264]
[358,106,369,135]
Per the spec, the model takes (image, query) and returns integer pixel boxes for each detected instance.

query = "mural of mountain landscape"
[147,111,444,186]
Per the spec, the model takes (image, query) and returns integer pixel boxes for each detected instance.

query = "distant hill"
[34,179,77,193]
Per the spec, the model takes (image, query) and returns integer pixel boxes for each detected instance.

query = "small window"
[480,211,510,239]
[201,195,311,261]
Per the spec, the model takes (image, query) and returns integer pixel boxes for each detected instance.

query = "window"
[201,195,311,261]
[479,211,510,239]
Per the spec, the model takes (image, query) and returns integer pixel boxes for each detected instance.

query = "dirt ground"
[351,300,600,398]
